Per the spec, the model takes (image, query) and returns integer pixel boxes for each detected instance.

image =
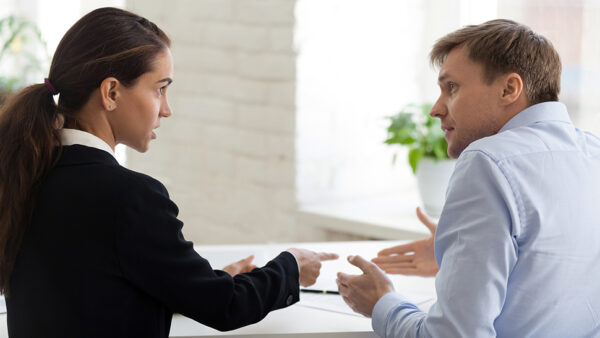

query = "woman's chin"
[127,141,150,153]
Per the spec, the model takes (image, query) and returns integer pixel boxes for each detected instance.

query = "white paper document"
[298,291,435,317]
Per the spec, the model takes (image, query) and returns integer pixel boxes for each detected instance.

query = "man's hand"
[372,207,438,277]
[336,255,395,317]
[222,255,258,276]
[287,248,339,286]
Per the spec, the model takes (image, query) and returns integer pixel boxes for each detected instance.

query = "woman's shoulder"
[55,145,169,197]
[115,166,168,196]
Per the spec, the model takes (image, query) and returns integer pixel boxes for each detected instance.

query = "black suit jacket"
[7,145,299,337]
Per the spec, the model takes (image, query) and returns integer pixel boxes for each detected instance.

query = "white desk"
[0,241,436,338]
[170,241,436,337]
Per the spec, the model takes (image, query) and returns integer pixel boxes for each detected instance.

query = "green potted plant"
[0,15,49,105]
[385,103,456,217]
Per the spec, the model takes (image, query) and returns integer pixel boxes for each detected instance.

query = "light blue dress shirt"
[372,102,600,337]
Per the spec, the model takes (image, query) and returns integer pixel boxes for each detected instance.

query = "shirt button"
[285,294,293,306]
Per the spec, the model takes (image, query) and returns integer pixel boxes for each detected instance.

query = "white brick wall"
[234,0,295,25]
[124,0,325,244]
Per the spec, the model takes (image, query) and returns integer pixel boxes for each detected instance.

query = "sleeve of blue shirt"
[372,150,521,338]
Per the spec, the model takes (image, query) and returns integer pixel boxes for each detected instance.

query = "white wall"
[125,0,308,244]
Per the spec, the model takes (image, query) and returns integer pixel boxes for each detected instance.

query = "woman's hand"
[286,248,339,286]
[371,207,438,277]
[222,255,258,276]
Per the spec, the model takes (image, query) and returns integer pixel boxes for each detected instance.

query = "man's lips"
[442,126,454,140]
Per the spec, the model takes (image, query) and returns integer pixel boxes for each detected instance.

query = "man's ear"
[99,77,121,111]
[500,72,524,105]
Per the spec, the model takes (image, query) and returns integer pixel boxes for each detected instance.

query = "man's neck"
[498,97,530,131]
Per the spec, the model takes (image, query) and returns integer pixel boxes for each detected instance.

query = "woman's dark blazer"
[6,145,299,338]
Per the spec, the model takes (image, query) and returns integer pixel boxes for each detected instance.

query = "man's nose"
[430,98,445,118]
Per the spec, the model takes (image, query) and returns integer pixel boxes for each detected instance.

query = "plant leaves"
[385,103,449,169]
[408,147,424,174]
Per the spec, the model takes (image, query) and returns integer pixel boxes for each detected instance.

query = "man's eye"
[158,87,165,95]
[448,83,456,91]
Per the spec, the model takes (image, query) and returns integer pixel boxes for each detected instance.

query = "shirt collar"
[499,102,572,133]
[60,128,116,159]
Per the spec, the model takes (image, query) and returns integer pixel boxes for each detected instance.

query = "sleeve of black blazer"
[113,172,300,331]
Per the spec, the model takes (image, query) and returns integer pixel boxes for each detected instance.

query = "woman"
[0,7,336,337]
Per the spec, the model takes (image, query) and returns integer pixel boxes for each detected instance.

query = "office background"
[1,0,599,245]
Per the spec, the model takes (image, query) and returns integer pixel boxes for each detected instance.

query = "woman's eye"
[158,87,165,95]
[448,82,456,91]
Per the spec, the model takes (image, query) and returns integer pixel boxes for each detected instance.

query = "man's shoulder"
[466,123,600,162]
[463,130,532,162]
[463,124,565,162]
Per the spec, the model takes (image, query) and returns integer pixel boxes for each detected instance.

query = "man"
[337,19,600,337]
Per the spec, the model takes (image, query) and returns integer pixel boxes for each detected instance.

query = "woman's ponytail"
[0,83,60,295]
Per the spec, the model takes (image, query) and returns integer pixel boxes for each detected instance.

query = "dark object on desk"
[301,288,340,295]
[7,145,300,338]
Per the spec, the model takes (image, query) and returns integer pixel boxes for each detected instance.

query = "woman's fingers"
[318,252,340,261]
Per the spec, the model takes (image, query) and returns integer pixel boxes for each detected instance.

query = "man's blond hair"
[430,19,561,105]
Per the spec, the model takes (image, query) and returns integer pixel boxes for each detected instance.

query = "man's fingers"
[337,284,356,310]
[379,263,416,272]
[336,278,356,311]
[341,294,357,312]
[318,252,339,261]
[242,255,254,263]
[336,272,351,286]
[377,261,415,269]
[372,255,413,264]
[416,207,437,234]
[347,255,375,272]
[377,243,414,256]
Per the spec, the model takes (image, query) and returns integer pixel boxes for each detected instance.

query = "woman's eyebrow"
[157,77,173,85]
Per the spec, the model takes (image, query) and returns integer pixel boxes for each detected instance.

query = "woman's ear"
[500,72,524,105]
[99,77,120,111]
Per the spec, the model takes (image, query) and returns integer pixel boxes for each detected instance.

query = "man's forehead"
[438,71,451,83]
[438,65,458,83]
[437,48,462,80]
[437,46,482,82]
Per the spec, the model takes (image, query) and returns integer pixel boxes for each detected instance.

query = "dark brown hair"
[0,7,170,295]
[430,19,561,105]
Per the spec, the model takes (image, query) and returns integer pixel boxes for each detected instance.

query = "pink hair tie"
[44,78,59,95]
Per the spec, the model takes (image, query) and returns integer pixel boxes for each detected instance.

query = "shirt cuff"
[372,292,414,337]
